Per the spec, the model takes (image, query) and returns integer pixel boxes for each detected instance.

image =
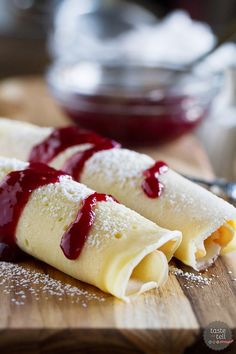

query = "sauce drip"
[62,140,120,180]
[0,163,117,262]
[142,161,168,198]
[0,163,65,261]
[60,192,116,260]
[29,126,107,164]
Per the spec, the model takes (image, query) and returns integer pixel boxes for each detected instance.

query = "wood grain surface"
[0,77,235,354]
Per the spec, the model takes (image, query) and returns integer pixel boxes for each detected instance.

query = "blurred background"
[0,0,235,77]
[0,0,236,179]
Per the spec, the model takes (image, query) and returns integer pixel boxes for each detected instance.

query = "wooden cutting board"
[0,77,235,354]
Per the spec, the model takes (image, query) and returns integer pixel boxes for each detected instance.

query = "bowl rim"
[46,60,222,115]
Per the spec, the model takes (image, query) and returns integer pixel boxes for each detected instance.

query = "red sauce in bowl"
[47,63,217,145]
[64,94,207,144]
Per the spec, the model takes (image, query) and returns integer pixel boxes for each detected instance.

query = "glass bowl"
[47,61,220,145]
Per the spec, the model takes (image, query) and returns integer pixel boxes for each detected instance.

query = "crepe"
[0,157,181,301]
[81,150,236,270]
[0,118,235,270]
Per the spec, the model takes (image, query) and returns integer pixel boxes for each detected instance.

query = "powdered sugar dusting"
[83,148,236,228]
[57,176,93,203]
[33,175,93,220]
[86,201,148,250]
[0,157,28,173]
[0,261,106,306]
[32,175,134,251]
[86,202,130,249]
[170,266,216,288]
[84,149,153,186]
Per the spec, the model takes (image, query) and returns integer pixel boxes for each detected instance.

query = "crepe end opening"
[159,236,182,262]
[109,249,168,302]
[125,250,168,297]
[194,220,236,270]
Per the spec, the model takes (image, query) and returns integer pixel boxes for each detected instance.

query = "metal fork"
[184,176,236,206]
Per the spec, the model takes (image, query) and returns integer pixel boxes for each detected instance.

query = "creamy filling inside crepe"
[0,157,181,301]
[0,118,235,270]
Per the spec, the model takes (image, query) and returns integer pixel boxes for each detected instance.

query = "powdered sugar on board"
[170,265,217,288]
[0,261,106,307]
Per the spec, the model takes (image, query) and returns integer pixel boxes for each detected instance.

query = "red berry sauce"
[62,140,120,180]
[142,161,168,198]
[60,192,116,260]
[0,163,117,262]
[29,126,108,164]
[0,163,65,261]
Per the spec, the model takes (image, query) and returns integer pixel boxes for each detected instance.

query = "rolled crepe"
[0,157,181,301]
[0,118,235,270]
[82,151,236,270]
